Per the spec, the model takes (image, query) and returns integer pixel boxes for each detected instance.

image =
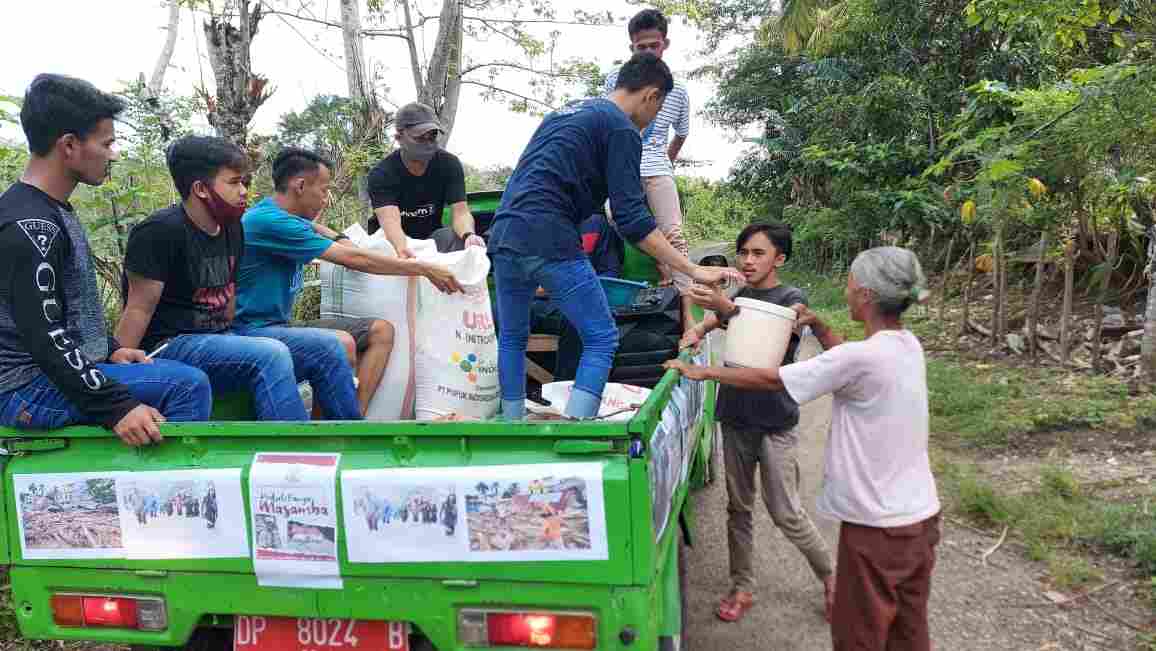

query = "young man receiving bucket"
[679,222,835,623]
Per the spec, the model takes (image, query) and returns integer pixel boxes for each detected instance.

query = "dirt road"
[684,338,1149,650]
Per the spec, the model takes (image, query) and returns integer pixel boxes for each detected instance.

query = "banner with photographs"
[342,467,464,563]
[14,473,125,559]
[119,469,248,560]
[250,453,342,589]
[342,463,608,563]
[649,352,709,541]
[13,469,248,561]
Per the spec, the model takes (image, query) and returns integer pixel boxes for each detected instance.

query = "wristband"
[333,233,350,242]
[718,304,740,329]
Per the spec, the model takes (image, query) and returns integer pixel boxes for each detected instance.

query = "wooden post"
[939,234,956,322]
[959,239,976,338]
[1027,231,1049,360]
[1060,238,1075,365]
[1092,230,1119,373]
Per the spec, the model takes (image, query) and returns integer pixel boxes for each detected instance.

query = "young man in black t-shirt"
[366,102,485,255]
[116,136,360,421]
[0,74,212,447]
[678,222,834,624]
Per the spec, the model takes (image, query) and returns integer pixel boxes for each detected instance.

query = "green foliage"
[676,176,761,245]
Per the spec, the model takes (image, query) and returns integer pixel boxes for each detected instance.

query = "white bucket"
[723,297,798,369]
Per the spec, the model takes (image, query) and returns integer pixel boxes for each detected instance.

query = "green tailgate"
[1,418,658,649]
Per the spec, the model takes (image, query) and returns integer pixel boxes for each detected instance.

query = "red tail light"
[51,593,166,631]
[467,611,595,649]
[82,597,138,628]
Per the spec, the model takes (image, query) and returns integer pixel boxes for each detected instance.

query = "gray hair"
[850,246,930,316]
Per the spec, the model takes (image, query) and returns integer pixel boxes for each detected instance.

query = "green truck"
[0,192,721,651]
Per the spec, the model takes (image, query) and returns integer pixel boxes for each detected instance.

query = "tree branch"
[460,80,556,110]
[462,15,616,27]
[473,17,528,48]
[257,5,417,40]
[460,61,585,78]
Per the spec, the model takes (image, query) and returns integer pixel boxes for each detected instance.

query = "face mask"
[399,132,439,164]
[202,184,246,225]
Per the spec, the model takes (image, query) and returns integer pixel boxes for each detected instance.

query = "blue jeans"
[233,326,362,420]
[0,359,212,429]
[493,254,618,418]
[155,332,306,421]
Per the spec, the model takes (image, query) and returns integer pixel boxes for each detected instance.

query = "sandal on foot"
[716,592,754,623]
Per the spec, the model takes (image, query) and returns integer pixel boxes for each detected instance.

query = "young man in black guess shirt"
[366,102,485,255]
[0,74,212,446]
[116,136,360,421]
[678,222,834,623]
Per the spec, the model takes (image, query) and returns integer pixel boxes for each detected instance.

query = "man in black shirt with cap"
[366,102,484,255]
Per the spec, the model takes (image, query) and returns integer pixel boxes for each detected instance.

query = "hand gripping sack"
[319,231,416,420]
[412,245,499,420]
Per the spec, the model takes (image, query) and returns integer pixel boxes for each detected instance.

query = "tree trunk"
[1143,225,1156,380]
[1091,230,1119,373]
[1060,238,1075,365]
[990,227,1002,348]
[401,0,425,98]
[202,1,270,147]
[959,239,976,338]
[148,0,182,95]
[1026,231,1049,360]
[340,0,367,103]
[419,0,464,142]
[939,234,956,322]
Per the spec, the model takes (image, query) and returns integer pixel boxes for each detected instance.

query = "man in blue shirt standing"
[234,149,461,416]
[488,53,741,419]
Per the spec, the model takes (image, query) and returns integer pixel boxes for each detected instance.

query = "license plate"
[234,616,409,651]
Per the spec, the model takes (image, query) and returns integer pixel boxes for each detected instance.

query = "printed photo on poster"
[14,473,124,559]
[249,453,342,589]
[461,463,608,562]
[119,469,248,560]
[342,467,465,563]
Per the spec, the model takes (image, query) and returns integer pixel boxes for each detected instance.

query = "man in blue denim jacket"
[487,53,740,419]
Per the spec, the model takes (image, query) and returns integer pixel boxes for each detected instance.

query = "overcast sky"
[0,1,756,180]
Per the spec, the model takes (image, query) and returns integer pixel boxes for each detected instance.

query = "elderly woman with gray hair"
[666,246,940,651]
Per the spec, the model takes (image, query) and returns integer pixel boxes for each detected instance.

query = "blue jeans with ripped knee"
[492,254,618,419]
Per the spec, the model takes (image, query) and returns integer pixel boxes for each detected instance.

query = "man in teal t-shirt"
[235,148,461,415]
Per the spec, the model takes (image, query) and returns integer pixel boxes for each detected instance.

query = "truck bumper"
[10,567,662,650]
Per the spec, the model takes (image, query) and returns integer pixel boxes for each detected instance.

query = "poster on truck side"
[249,453,342,589]
[342,467,466,563]
[13,473,125,559]
[119,469,248,560]
[460,463,608,562]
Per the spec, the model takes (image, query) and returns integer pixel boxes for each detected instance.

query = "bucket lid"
[734,296,798,320]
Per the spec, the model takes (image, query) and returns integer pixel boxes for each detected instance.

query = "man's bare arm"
[668,134,687,163]
[372,205,411,257]
[450,201,476,238]
[116,273,165,351]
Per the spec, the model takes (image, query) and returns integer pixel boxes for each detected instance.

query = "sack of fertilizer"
[318,227,416,420]
[412,244,499,420]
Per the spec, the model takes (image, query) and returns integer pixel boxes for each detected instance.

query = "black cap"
[396,102,442,136]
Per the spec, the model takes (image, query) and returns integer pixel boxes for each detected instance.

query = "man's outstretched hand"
[690,264,745,288]
[663,359,709,381]
[113,404,165,447]
[421,262,465,294]
[109,347,152,364]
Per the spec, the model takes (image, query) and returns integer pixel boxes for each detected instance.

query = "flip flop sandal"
[716,593,754,622]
